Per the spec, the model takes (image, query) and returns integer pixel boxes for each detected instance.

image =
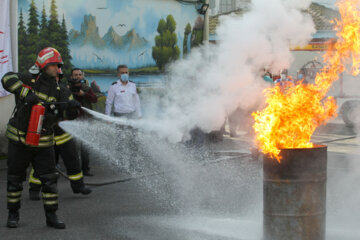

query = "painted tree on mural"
[18,10,28,73]
[18,0,72,74]
[25,0,39,71]
[183,23,192,55]
[59,15,72,75]
[47,0,61,48]
[38,3,51,52]
[152,15,180,71]
[191,16,204,48]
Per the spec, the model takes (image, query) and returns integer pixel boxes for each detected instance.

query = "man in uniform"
[28,69,92,200]
[105,65,142,118]
[1,47,81,229]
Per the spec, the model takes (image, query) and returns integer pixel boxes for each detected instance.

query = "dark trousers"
[31,139,85,192]
[114,111,137,119]
[7,141,59,212]
[55,139,82,175]
[80,142,90,172]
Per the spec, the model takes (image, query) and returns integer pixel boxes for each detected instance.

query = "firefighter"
[1,47,81,229]
[29,69,92,200]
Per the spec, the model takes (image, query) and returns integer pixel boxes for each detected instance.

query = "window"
[220,0,236,13]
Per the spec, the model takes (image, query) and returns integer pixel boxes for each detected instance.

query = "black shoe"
[83,170,93,177]
[7,211,19,228]
[45,211,66,229]
[73,185,92,195]
[29,190,41,201]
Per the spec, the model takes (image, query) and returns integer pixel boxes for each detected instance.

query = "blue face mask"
[120,73,129,82]
[297,74,304,79]
[263,75,273,83]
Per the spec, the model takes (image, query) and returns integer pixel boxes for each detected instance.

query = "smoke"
[138,0,315,142]
[59,2,316,237]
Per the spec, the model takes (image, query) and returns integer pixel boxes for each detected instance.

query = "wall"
[0,94,14,153]
[0,0,17,154]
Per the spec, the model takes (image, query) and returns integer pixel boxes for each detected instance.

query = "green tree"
[48,0,62,49]
[38,3,50,51]
[190,16,204,48]
[18,9,28,73]
[157,19,166,34]
[166,15,176,33]
[152,15,180,71]
[46,0,72,75]
[59,14,72,76]
[26,0,40,70]
[191,29,203,48]
[183,23,192,55]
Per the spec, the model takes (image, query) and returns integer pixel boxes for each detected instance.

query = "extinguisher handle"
[42,102,69,105]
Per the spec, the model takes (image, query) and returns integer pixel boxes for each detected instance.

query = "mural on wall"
[18,0,203,80]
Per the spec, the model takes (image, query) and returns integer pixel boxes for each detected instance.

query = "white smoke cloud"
[62,0,315,143]
[136,0,315,142]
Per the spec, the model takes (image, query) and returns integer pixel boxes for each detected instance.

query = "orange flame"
[252,0,360,162]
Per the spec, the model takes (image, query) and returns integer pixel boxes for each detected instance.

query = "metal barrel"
[263,145,327,240]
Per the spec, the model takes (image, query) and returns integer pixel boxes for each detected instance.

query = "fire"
[252,0,360,162]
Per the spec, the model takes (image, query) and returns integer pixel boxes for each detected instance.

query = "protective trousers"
[30,138,85,192]
[7,141,59,212]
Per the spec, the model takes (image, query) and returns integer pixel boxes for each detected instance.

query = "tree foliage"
[152,15,180,71]
[183,23,192,55]
[18,0,72,74]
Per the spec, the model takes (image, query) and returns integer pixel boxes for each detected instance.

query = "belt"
[114,112,136,119]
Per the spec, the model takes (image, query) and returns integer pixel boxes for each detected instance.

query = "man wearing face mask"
[296,69,307,84]
[105,65,142,118]
[274,69,294,91]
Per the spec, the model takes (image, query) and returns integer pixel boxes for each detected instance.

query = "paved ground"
[0,122,360,239]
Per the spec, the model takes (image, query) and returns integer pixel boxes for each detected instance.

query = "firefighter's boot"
[71,178,92,195]
[7,175,22,228]
[7,210,19,228]
[45,211,66,229]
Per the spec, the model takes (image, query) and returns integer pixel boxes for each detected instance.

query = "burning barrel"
[263,145,327,240]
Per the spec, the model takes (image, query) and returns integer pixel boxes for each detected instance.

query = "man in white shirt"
[105,65,142,118]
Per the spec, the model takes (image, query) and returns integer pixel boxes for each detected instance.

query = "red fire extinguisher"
[26,104,45,146]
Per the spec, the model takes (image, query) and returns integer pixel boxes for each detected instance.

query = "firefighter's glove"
[66,100,81,120]
[68,100,81,109]
[24,93,40,106]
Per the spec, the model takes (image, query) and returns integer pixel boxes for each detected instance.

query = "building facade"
[210,0,251,16]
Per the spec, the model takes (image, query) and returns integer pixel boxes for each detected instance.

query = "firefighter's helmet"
[29,47,63,75]
[36,47,63,69]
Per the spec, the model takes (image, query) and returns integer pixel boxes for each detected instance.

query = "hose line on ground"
[57,154,250,187]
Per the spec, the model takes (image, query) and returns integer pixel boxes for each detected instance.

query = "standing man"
[69,68,97,176]
[105,65,142,118]
[1,47,81,229]
[28,68,92,200]
[69,68,96,109]
[274,69,294,91]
